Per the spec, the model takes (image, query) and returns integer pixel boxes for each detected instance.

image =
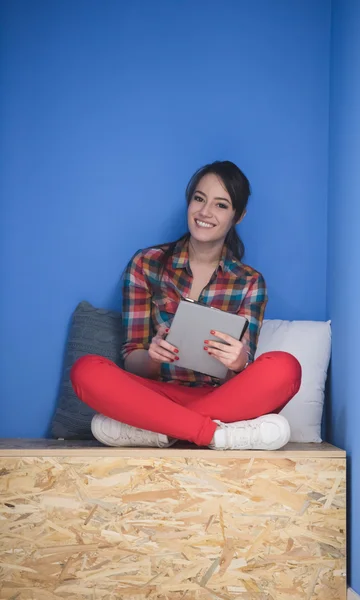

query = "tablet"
[166,299,248,379]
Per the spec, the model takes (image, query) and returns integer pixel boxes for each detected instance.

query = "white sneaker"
[208,414,290,451]
[91,414,178,448]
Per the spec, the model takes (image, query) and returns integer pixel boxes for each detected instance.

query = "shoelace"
[222,421,261,449]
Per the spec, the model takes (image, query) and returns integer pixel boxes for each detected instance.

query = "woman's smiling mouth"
[194,219,215,228]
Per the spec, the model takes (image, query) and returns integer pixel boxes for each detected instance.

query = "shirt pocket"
[210,296,242,315]
[151,296,179,328]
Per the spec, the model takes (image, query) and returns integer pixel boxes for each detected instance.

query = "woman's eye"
[217,202,228,209]
[193,195,204,202]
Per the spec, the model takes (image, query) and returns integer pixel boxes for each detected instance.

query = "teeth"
[196,219,214,228]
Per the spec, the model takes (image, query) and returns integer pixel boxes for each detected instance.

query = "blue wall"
[0,0,331,437]
[327,0,360,593]
[0,0,330,438]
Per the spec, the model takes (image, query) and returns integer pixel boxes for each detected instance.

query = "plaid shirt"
[121,238,267,387]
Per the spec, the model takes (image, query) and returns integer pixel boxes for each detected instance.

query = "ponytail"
[224,225,244,262]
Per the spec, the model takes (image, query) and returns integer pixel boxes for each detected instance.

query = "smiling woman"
[70,161,302,451]
[187,162,248,255]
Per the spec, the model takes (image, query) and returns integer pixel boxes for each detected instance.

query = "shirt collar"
[171,237,241,278]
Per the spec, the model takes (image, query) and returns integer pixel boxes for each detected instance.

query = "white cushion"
[255,320,331,442]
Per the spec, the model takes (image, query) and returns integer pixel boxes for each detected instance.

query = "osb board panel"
[0,456,346,600]
[0,439,346,458]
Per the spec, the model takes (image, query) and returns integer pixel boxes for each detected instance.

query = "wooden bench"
[0,439,346,599]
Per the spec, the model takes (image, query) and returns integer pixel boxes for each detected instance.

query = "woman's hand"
[204,330,249,373]
[148,325,179,364]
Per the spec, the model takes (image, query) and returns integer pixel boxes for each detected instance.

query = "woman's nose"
[199,203,212,217]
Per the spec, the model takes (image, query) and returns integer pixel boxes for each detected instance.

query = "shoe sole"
[91,414,178,448]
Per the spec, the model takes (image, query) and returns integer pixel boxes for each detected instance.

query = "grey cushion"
[51,301,123,439]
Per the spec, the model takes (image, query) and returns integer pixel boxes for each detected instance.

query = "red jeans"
[71,351,301,446]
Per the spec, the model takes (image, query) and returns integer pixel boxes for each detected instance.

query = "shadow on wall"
[325,361,349,450]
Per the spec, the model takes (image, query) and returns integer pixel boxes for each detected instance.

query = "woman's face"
[187,173,237,244]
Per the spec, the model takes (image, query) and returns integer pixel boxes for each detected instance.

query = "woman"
[71,161,301,450]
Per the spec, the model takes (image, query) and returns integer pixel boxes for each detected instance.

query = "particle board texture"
[0,440,346,599]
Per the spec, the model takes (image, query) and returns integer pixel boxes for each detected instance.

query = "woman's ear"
[235,209,247,226]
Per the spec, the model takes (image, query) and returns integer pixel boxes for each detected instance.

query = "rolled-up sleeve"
[121,251,152,362]
[237,273,267,362]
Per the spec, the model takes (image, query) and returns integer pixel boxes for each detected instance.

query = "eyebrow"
[194,190,231,204]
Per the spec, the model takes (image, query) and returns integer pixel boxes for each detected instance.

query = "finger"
[151,333,177,357]
[205,340,236,353]
[149,354,172,364]
[151,341,177,359]
[149,346,177,362]
[157,338,178,355]
[207,347,237,363]
[210,330,242,345]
